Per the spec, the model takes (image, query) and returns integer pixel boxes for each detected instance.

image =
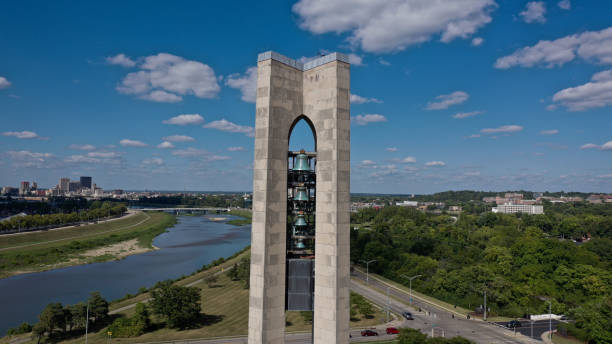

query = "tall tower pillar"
[248,51,350,344]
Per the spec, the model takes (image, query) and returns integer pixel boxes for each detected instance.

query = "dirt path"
[0,212,150,252]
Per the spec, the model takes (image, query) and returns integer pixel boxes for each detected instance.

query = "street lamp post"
[548,300,552,340]
[359,259,377,284]
[401,274,422,305]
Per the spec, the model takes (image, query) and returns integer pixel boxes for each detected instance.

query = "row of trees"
[9,292,110,342]
[0,203,126,232]
[351,205,612,343]
[228,257,250,289]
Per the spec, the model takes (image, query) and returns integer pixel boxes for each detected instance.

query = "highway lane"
[351,269,538,344]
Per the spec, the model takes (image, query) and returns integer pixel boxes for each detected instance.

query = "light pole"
[85,301,89,344]
[548,300,552,340]
[483,290,487,321]
[401,274,422,305]
[359,259,376,284]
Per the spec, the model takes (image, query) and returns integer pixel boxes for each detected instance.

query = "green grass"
[0,212,176,278]
[54,248,385,344]
[552,334,587,344]
[227,209,252,226]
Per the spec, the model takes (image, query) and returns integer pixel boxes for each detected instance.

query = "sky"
[1,0,611,194]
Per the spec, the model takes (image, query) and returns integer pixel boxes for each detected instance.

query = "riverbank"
[227,209,252,226]
[0,211,176,278]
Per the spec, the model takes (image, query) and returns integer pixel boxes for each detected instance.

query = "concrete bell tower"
[248,51,351,344]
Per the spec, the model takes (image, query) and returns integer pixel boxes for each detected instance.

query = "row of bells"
[291,152,312,251]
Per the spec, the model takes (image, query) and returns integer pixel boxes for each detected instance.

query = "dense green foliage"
[6,322,33,336]
[228,257,250,289]
[0,202,126,232]
[108,303,150,337]
[350,292,375,319]
[351,204,612,343]
[135,194,246,208]
[398,328,474,344]
[227,209,252,226]
[27,292,109,341]
[150,281,202,329]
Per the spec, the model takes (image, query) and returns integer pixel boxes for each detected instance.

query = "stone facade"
[248,52,350,344]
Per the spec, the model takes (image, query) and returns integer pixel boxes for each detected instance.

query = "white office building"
[492,203,544,215]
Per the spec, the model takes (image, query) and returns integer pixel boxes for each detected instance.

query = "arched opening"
[286,116,316,329]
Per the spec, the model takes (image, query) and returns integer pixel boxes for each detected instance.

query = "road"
[351,269,539,344]
[495,320,560,340]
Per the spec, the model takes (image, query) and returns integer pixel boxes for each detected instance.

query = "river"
[0,215,251,335]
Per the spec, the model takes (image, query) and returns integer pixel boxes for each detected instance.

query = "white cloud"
[7,150,53,160]
[143,157,164,165]
[5,150,57,168]
[386,147,398,152]
[119,139,147,147]
[551,69,612,111]
[162,135,195,142]
[425,161,446,167]
[157,141,175,149]
[2,130,40,139]
[350,93,382,104]
[225,66,257,103]
[227,146,245,152]
[464,171,481,176]
[426,91,469,110]
[0,76,11,89]
[540,129,559,135]
[580,143,600,150]
[519,2,546,24]
[293,0,497,53]
[453,110,483,119]
[480,125,523,133]
[348,53,364,66]
[87,152,120,158]
[467,134,481,138]
[68,144,96,151]
[106,53,136,67]
[361,160,376,166]
[378,58,391,66]
[172,147,231,161]
[140,90,182,103]
[602,141,612,150]
[558,0,570,10]
[495,27,612,69]
[162,114,204,125]
[401,156,416,163]
[351,114,387,125]
[471,37,484,46]
[116,53,220,103]
[203,119,255,137]
[598,173,612,178]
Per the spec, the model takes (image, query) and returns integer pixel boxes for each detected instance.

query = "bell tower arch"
[248,51,351,344]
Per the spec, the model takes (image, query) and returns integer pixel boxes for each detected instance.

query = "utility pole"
[401,274,422,305]
[85,301,89,344]
[483,290,487,321]
[360,259,376,284]
[548,300,552,340]
[386,286,390,323]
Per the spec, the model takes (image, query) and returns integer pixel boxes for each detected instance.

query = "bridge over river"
[130,207,232,214]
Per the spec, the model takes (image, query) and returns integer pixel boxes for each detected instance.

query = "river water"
[0,215,251,335]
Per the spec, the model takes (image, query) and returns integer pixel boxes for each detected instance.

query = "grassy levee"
[552,335,587,344]
[227,209,252,226]
[0,212,176,278]
[54,248,385,344]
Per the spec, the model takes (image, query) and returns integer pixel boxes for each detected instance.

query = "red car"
[386,327,399,335]
[361,329,378,336]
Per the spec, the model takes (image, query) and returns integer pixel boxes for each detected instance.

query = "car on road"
[402,311,414,320]
[386,327,399,335]
[361,330,378,336]
[508,320,522,328]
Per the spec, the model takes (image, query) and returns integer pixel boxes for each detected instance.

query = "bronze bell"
[294,186,308,201]
[295,239,305,249]
[293,152,311,172]
[294,214,307,227]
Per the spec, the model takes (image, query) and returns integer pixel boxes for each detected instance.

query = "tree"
[150,283,201,329]
[398,328,428,344]
[68,303,88,330]
[205,275,218,288]
[88,291,109,322]
[37,303,65,336]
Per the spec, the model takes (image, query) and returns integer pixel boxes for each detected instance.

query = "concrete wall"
[248,52,350,344]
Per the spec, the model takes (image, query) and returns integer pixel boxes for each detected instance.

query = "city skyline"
[1,0,611,193]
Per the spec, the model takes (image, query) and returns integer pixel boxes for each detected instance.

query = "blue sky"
[1,0,611,193]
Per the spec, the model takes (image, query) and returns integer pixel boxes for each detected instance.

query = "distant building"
[19,181,30,195]
[68,181,80,192]
[80,176,92,190]
[59,177,70,193]
[448,205,462,213]
[587,194,612,204]
[396,200,418,207]
[1,187,18,196]
[492,203,544,215]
